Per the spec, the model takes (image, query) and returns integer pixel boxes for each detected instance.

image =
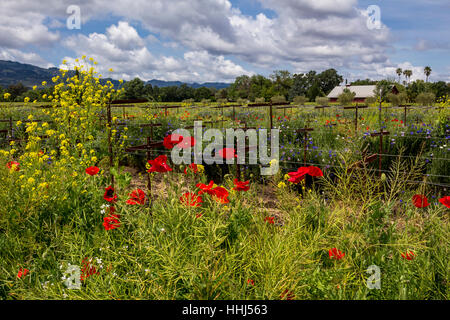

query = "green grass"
[0,102,449,300]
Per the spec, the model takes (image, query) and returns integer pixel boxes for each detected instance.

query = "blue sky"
[0,0,448,83]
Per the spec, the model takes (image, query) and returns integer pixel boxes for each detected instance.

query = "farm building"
[327,84,399,103]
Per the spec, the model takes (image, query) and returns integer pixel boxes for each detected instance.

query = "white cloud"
[106,21,144,50]
[61,22,251,82]
[0,48,54,68]
[2,0,447,82]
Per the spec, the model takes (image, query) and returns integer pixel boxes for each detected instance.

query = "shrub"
[415,92,435,106]
[337,88,356,106]
[293,95,308,105]
[387,92,408,106]
[270,95,287,103]
[237,98,249,105]
[365,96,377,105]
[315,96,329,106]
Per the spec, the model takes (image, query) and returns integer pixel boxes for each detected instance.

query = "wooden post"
[370,131,390,177]
[343,105,368,133]
[125,126,163,213]
[146,137,155,207]
[106,101,114,187]
[404,105,407,125]
[296,128,314,166]
[269,102,273,130]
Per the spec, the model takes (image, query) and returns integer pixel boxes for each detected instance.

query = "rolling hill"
[0,60,230,89]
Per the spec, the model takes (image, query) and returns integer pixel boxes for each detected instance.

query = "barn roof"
[327,85,377,98]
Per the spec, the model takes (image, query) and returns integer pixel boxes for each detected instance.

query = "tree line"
[1,67,449,104]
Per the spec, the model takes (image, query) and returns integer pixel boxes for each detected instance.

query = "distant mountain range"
[0,60,231,89]
[145,79,230,89]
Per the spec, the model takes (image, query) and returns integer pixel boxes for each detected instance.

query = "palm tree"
[424,66,432,82]
[396,68,403,83]
[403,70,412,84]
[408,70,413,82]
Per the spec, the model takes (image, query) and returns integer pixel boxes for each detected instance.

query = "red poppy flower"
[180,192,203,207]
[178,136,196,149]
[280,289,295,300]
[412,194,430,208]
[147,155,173,173]
[218,148,237,160]
[307,166,323,177]
[196,180,216,195]
[126,189,146,205]
[184,163,198,174]
[85,166,100,176]
[264,216,275,224]
[212,187,229,204]
[81,258,99,281]
[439,196,450,208]
[247,279,255,286]
[163,134,183,149]
[287,167,309,184]
[103,214,120,230]
[7,161,20,171]
[401,251,415,260]
[17,268,29,278]
[233,179,250,191]
[329,248,345,260]
[104,186,117,203]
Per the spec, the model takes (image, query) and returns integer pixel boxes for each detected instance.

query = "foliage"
[315,96,329,106]
[416,92,436,106]
[293,95,308,105]
[337,88,356,106]
[0,58,449,301]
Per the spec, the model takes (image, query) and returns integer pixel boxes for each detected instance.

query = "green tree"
[387,92,408,106]
[7,82,28,101]
[337,88,356,106]
[316,69,343,95]
[403,70,413,84]
[416,92,435,106]
[177,84,195,101]
[424,66,432,82]
[351,79,377,85]
[396,68,403,83]
[228,75,251,100]
[249,75,272,101]
[406,80,430,102]
[143,84,154,101]
[289,71,317,100]
[430,81,450,100]
[306,82,324,102]
[123,78,147,100]
[215,88,228,101]
[194,87,213,102]
[374,80,396,102]
[269,70,292,99]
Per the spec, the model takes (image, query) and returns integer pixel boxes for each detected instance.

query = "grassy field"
[0,67,449,300]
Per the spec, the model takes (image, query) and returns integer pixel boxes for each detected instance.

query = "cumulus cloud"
[0,48,54,68]
[88,0,391,70]
[0,0,446,82]
[61,21,251,82]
